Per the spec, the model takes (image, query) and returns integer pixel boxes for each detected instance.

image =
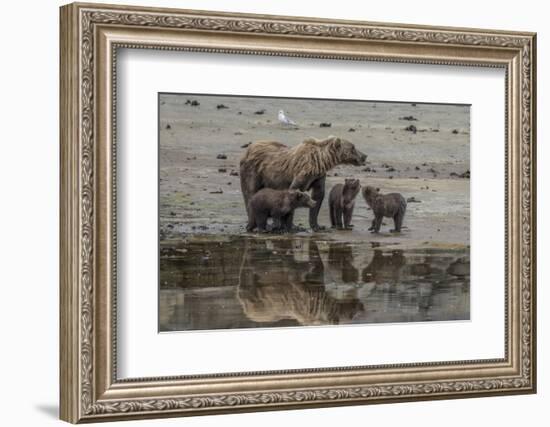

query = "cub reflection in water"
[237,238,363,326]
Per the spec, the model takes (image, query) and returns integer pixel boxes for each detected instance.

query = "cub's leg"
[334,205,344,229]
[329,203,337,228]
[271,214,287,233]
[372,214,383,233]
[281,213,294,233]
[392,211,406,233]
[255,213,269,233]
[343,204,355,229]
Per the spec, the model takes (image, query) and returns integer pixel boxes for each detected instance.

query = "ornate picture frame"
[60,2,536,423]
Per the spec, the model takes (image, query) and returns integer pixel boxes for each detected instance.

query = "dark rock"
[400,115,418,121]
[431,128,439,132]
[319,122,332,127]
[459,170,470,179]
[427,167,438,174]
[415,166,420,170]
[348,128,356,132]
[216,104,228,109]
[216,154,227,159]
[452,129,459,134]
[386,166,396,172]
[405,124,417,133]
[254,109,266,115]
[210,189,223,194]
[170,211,176,216]
[190,100,200,106]
[165,123,171,130]
[407,197,421,203]
[229,170,239,176]
[218,168,227,173]
[450,172,459,177]
[411,103,417,107]
[389,176,394,179]
[241,142,251,148]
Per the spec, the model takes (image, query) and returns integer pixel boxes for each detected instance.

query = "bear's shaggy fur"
[240,136,367,231]
[328,179,361,229]
[246,188,316,233]
[362,186,407,233]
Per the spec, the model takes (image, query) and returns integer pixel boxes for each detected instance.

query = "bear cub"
[246,188,316,233]
[328,179,361,229]
[362,186,407,233]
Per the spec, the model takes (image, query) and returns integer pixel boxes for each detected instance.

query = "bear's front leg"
[308,177,326,231]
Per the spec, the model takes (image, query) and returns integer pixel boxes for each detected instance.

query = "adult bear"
[239,136,367,231]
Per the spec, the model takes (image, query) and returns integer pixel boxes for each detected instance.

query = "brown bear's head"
[343,178,361,199]
[288,190,317,209]
[326,136,367,166]
[361,185,380,203]
[344,178,361,190]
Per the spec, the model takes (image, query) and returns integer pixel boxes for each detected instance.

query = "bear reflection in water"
[236,238,470,327]
[238,238,363,326]
[159,236,470,331]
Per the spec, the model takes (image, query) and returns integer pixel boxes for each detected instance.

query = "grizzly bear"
[240,136,367,231]
[246,188,316,233]
[362,186,407,233]
[328,178,361,229]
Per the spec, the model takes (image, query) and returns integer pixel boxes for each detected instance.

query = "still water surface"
[159,236,470,332]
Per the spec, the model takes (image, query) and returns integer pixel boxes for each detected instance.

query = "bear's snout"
[353,151,367,166]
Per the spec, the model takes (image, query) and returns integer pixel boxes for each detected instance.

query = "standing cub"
[247,188,316,233]
[362,186,407,233]
[328,179,361,229]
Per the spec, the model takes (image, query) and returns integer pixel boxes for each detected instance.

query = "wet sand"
[159,93,470,331]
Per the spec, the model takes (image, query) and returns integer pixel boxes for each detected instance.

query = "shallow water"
[159,235,470,332]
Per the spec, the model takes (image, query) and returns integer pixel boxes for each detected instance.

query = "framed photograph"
[60,2,537,423]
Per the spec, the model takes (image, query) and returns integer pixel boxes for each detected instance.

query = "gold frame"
[60,2,537,423]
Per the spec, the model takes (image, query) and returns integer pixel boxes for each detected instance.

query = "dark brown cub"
[362,185,407,233]
[246,188,316,233]
[328,179,361,229]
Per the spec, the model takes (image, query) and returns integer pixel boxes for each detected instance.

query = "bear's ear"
[333,137,342,148]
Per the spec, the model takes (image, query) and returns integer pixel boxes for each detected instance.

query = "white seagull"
[278,110,298,127]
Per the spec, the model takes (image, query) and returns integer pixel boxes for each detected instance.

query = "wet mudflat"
[159,236,469,332]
